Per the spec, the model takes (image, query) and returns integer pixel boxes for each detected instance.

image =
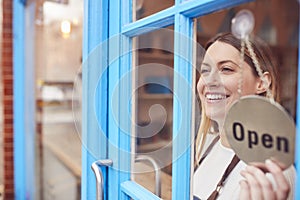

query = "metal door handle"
[135,155,161,197]
[91,159,113,200]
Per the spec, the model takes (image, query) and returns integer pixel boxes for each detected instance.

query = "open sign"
[232,122,289,153]
[224,96,295,168]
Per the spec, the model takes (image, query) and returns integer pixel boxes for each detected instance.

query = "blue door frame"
[13,0,36,199]
[81,0,109,199]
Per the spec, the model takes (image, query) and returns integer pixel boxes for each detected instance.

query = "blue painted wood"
[122,6,175,37]
[82,0,109,199]
[175,0,183,5]
[19,0,27,5]
[121,0,132,26]
[108,0,122,199]
[122,0,252,38]
[178,0,253,18]
[172,13,193,200]
[107,1,134,199]
[83,0,108,56]
[13,1,26,199]
[118,35,132,200]
[295,10,300,200]
[13,1,36,199]
[121,181,162,200]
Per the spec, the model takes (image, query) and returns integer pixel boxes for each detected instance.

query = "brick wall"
[2,0,14,199]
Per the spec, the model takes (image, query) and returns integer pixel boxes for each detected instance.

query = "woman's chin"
[206,113,226,125]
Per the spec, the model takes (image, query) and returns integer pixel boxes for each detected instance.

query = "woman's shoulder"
[201,133,219,150]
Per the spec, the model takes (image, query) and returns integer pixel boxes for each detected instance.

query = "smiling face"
[197,41,261,125]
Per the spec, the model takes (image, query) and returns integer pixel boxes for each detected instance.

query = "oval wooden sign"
[224,95,295,169]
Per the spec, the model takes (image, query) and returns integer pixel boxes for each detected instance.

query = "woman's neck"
[217,121,231,148]
[220,131,231,148]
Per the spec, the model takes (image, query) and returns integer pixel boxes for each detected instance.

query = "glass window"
[196,0,298,117]
[193,1,298,199]
[131,26,174,200]
[133,0,175,21]
[35,0,83,199]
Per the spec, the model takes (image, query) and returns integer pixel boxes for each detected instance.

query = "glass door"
[82,0,300,199]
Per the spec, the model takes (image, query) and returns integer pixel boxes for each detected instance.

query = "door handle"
[135,155,161,197]
[91,159,113,200]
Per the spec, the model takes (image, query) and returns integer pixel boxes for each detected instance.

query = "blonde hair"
[195,105,211,166]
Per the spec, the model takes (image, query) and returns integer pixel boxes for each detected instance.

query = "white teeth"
[206,94,226,100]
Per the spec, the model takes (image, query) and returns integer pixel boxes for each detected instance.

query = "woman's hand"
[239,159,290,200]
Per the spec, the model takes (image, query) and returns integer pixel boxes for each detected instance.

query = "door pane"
[35,1,83,199]
[193,0,298,198]
[133,0,174,21]
[132,26,174,200]
[196,0,298,120]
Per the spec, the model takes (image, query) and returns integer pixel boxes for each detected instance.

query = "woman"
[193,32,295,200]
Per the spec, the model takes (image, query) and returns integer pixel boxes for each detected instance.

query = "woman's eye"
[200,64,211,75]
[200,68,210,74]
[220,66,234,73]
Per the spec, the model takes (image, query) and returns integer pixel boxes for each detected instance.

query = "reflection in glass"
[35,0,83,199]
[132,27,174,200]
[193,0,298,199]
[196,0,298,118]
[133,0,174,21]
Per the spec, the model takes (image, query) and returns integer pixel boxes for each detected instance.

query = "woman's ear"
[256,71,271,95]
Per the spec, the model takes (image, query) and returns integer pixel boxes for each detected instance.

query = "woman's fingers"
[265,159,290,200]
[239,180,251,200]
[240,159,290,200]
[241,165,275,200]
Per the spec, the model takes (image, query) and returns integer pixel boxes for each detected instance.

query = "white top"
[193,134,296,200]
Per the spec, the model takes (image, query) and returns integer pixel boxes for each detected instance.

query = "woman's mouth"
[205,93,228,102]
